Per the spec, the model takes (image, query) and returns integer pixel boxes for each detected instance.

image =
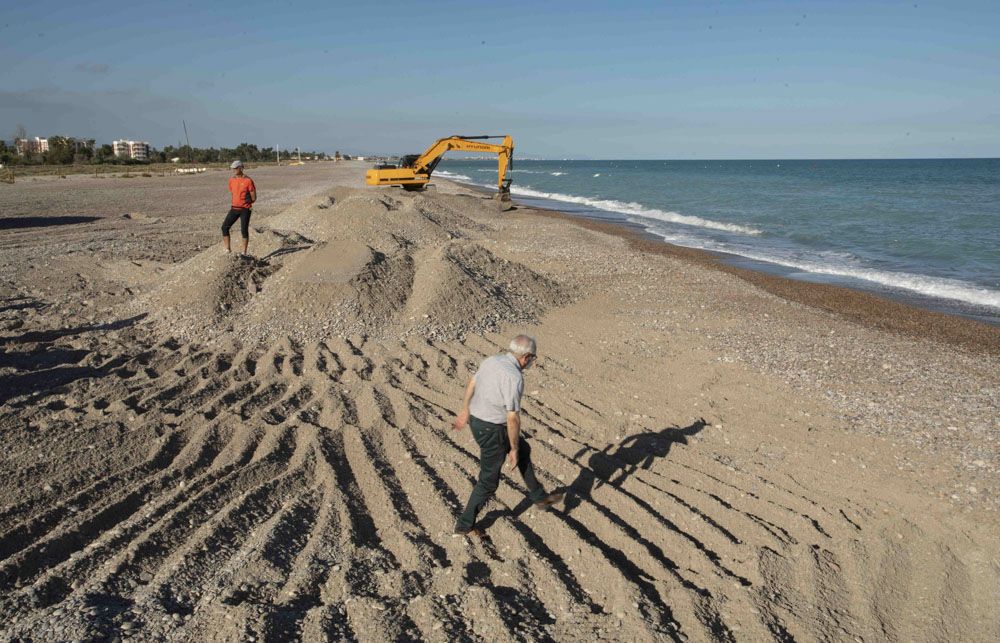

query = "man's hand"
[454,377,476,431]
[506,448,519,471]
[506,410,521,470]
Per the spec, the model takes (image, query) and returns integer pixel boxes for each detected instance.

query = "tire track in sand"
[1,320,992,641]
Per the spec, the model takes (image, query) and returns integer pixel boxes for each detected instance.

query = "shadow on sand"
[563,418,707,514]
[0,313,146,345]
[258,244,313,262]
[478,418,707,528]
[0,313,147,405]
[0,216,102,230]
[0,297,46,315]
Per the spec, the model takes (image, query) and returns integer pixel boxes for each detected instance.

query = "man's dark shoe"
[534,493,564,508]
[454,526,485,539]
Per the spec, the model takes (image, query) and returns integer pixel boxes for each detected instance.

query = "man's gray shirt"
[469,353,524,424]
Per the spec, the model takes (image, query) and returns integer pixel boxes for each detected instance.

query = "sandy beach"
[2,163,998,641]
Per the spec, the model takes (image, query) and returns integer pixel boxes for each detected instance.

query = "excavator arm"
[366,135,514,209]
[411,135,513,190]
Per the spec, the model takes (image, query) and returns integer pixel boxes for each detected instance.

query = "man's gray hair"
[508,334,536,357]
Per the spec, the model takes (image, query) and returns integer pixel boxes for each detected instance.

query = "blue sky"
[1,1,997,158]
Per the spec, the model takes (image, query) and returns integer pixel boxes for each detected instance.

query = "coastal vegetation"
[0,137,328,167]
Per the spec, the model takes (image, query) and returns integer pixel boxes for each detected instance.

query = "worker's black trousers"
[221,207,252,239]
[456,416,547,531]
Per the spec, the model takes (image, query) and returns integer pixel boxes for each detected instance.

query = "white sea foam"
[550,172,565,176]
[463,168,546,174]
[509,185,763,236]
[435,170,473,181]
[437,173,762,235]
[739,252,1000,310]
[593,173,601,177]
[641,229,1000,310]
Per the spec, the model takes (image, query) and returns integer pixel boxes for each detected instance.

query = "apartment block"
[113,139,152,161]
[14,137,49,156]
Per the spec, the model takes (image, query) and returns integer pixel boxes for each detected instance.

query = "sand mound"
[400,240,569,338]
[409,193,491,236]
[136,229,307,336]
[137,188,568,342]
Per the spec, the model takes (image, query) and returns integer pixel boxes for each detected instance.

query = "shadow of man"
[563,418,707,515]
[0,313,148,405]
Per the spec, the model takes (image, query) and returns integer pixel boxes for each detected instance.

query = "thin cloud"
[74,63,110,74]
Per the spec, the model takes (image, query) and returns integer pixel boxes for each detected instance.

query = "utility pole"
[182,120,191,163]
[276,145,280,165]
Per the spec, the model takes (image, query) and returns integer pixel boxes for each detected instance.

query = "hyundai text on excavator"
[365,135,514,210]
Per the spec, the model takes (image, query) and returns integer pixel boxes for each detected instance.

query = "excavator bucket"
[496,188,513,212]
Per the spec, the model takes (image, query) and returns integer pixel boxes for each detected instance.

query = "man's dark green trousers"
[456,416,548,532]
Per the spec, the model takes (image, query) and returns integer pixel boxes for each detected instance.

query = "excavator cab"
[399,154,421,168]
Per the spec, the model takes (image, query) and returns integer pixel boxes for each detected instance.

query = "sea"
[436,158,1000,325]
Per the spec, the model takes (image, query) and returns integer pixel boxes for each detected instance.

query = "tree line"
[159,143,328,164]
[1,135,328,166]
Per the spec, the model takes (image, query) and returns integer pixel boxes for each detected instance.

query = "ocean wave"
[440,174,761,235]
[593,173,601,177]
[741,253,1000,310]
[640,229,1000,310]
[550,172,566,176]
[509,185,762,236]
[454,168,547,175]
[435,170,473,181]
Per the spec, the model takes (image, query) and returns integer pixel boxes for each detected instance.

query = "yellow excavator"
[365,135,514,210]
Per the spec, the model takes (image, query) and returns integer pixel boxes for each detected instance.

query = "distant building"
[69,138,94,152]
[113,139,151,161]
[14,136,49,156]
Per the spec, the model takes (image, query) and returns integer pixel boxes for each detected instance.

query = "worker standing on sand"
[221,160,256,256]
[453,335,563,538]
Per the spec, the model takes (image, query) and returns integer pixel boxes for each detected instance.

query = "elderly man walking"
[453,335,563,537]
